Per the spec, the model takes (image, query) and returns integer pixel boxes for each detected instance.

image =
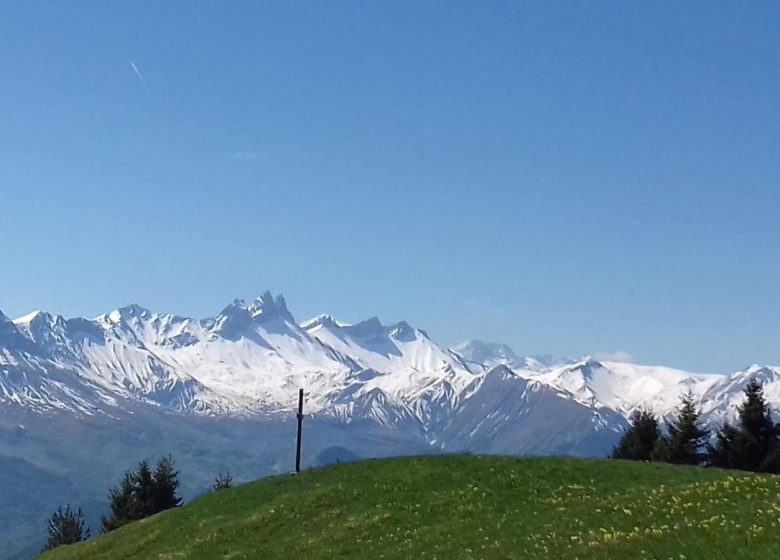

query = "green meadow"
[39,455,780,560]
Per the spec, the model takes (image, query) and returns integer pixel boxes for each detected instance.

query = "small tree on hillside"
[212,471,233,491]
[708,381,780,472]
[610,410,660,461]
[102,470,137,532]
[152,456,182,511]
[134,460,156,517]
[653,391,709,465]
[102,456,182,533]
[42,506,89,551]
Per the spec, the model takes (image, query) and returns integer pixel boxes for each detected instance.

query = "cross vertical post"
[295,388,304,473]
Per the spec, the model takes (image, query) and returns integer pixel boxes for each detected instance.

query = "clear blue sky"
[1,2,779,372]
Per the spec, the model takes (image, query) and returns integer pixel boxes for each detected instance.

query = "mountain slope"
[38,455,780,560]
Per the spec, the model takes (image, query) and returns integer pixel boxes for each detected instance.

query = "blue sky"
[1,2,779,372]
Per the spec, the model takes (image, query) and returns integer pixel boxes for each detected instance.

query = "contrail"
[130,61,151,93]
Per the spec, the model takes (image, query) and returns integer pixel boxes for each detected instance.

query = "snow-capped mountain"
[2,294,478,419]
[2,292,779,435]
[2,292,779,558]
[451,340,575,372]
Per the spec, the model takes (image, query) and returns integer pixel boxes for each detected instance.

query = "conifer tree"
[43,506,89,551]
[152,456,182,511]
[101,471,136,533]
[708,380,780,472]
[610,409,660,461]
[102,456,183,533]
[134,460,155,518]
[212,471,233,491]
[653,391,708,465]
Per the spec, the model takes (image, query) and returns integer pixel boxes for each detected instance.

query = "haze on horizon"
[1,2,779,373]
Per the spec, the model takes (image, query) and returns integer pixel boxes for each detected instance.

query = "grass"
[39,455,780,560]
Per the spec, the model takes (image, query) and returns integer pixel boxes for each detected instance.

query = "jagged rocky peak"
[213,291,295,336]
[14,310,68,330]
[300,314,341,331]
[301,315,422,343]
[0,309,17,335]
[340,317,422,342]
[0,308,12,324]
[9,310,105,347]
[231,291,294,321]
[388,321,418,342]
[734,364,780,385]
[252,292,293,320]
[13,310,46,324]
[0,309,37,351]
[484,363,518,380]
[107,304,153,323]
[344,316,385,339]
[12,311,68,344]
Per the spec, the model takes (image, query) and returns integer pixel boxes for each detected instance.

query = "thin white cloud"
[594,351,634,363]
[130,61,151,93]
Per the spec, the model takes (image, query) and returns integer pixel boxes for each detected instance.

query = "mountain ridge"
[2,292,778,427]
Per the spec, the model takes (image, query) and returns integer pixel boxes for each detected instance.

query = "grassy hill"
[39,455,780,559]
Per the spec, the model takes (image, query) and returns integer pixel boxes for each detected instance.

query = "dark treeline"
[611,380,780,474]
[44,457,233,552]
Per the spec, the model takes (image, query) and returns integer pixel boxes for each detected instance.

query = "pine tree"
[43,506,89,551]
[707,423,740,469]
[151,456,182,511]
[653,391,708,465]
[101,471,136,533]
[708,380,780,472]
[134,460,156,518]
[102,456,183,533]
[212,471,233,491]
[610,410,660,461]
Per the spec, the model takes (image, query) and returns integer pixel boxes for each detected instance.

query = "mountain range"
[2,292,779,558]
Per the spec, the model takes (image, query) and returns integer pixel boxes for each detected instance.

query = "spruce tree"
[653,391,708,465]
[610,409,660,461]
[101,471,136,533]
[134,460,156,518]
[43,506,89,551]
[102,456,183,533]
[708,380,780,472]
[708,423,740,469]
[152,456,182,511]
